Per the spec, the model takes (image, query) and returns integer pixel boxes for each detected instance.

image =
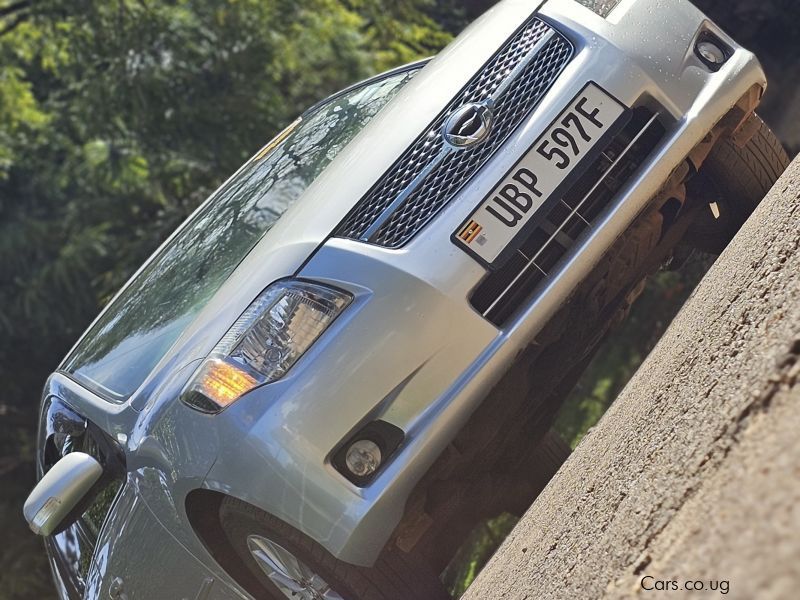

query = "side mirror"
[23,452,103,536]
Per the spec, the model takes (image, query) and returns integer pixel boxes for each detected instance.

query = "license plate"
[453,83,627,268]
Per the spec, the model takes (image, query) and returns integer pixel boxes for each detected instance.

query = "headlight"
[574,0,623,18]
[182,280,352,412]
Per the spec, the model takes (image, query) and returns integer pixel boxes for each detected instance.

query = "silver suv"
[26,1,788,598]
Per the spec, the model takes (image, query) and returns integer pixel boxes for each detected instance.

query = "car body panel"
[83,479,247,600]
[35,0,769,595]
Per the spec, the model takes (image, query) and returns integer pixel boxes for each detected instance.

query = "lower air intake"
[470,106,666,326]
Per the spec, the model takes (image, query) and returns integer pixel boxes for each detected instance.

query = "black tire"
[684,115,789,254]
[219,496,450,600]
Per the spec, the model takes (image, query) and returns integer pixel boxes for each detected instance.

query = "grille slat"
[471,107,667,326]
[335,17,574,247]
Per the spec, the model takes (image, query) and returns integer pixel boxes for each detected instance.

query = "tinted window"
[64,68,418,401]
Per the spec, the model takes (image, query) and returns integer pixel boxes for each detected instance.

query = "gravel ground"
[464,157,800,600]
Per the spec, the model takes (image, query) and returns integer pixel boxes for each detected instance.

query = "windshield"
[63,67,419,401]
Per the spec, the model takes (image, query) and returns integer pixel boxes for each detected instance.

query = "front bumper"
[205,0,765,567]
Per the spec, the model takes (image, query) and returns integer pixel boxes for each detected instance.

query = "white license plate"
[453,83,626,267]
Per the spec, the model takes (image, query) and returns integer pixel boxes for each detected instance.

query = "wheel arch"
[185,489,266,597]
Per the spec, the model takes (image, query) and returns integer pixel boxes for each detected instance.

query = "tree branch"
[0,13,27,36]
[0,0,32,19]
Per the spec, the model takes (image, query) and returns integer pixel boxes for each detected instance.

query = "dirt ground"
[464,158,800,600]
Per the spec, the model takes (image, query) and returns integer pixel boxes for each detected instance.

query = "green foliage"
[441,513,519,597]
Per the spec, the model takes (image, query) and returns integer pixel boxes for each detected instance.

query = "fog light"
[345,440,382,477]
[696,40,725,65]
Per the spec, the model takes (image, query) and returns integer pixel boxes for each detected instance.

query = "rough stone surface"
[464,158,800,600]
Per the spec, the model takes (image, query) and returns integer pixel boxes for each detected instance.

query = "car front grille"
[470,106,666,326]
[334,16,574,247]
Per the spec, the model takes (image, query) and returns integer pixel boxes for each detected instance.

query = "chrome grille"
[335,17,574,247]
[470,107,667,326]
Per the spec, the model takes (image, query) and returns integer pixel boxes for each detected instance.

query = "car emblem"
[443,103,494,148]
